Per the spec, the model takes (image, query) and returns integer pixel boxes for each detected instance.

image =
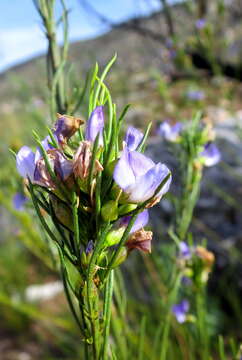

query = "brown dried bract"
[126,229,153,253]
[196,246,215,268]
[55,113,84,144]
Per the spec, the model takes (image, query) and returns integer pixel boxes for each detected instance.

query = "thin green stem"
[86,224,112,359]
[159,272,182,360]
[102,270,114,360]
[196,287,209,360]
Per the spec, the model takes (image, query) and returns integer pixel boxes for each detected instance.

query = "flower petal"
[126,163,170,203]
[16,146,35,181]
[179,241,191,259]
[172,300,189,323]
[55,152,73,180]
[156,170,172,198]
[125,126,143,151]
[85,106,104,144]
[13,192,28,211]
[119,210,149,234]
[129,150,155,178]
[200,143,221,167]
[113,147,136,189]
[158,121,182,142]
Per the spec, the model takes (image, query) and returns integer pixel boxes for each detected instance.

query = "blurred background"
[1,0,242,359]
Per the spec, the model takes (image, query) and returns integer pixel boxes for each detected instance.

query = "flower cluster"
[16,106,171,265]
[178,241,215,286]
[158,120,221,167]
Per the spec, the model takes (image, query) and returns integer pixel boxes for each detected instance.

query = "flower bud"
[196,246,215,270]
[101,200,118,222]
[50,195,73,230]
[81,251,88,268]
[54,113,84,144]
[73,141,103,193]
[73,141,92,179]
[105,227,125,247]
[118,204,137,216]
[110,247,128,268]
[85,240,94,263]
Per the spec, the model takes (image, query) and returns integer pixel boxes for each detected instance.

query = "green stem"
[177,163,202,240]
[196,287,209,360]
[102,270,114,360]
[159,272,181,360]
[86,224,112,359]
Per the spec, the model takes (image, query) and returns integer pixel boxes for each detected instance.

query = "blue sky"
[0,0,161,72]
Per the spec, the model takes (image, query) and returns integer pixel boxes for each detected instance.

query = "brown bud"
[126,229,153,253]
[55,113,84,144]
[73,141,103,180]
[34,154,55,189]
[196,246,215,269]
[73,141,92,179]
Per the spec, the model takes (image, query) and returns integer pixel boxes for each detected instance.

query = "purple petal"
[85,240,94,254]
[158,121,182,142]
[156,170,172,199]
[13,192,28,211]
[113,147,136,189]
[181,276,192,286]
[200,143,221,167]
[172,300,189,323]
[85,106,104,145]
[179,241,191,259]
[55,152,73,180]
[16,146,35,181]
[126,163,171,203]
[195,18,206,29]
[114,149,155,191]
[119,210,149,234]
[129,150,154,178]
[186,90,205,101]
[125,126,143,151]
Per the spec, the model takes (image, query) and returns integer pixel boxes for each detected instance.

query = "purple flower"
[85,240,94,255]
[34,149,73,188]
[85,106,104,145]
[165,38,174,49]
[113,147,171,204]
[168,49,177,59]
[158,121,183,142]
[13,192,28,211]
[16,141,72,189]
[199,143,221,167]
[195,18,206,30]
[186,90,205,101]
[125,126,143,151]
[172,300,189,323]
[179,241,191,259]
[119,209,149,234]
[16,146,36,181]
[181,276,192,286]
